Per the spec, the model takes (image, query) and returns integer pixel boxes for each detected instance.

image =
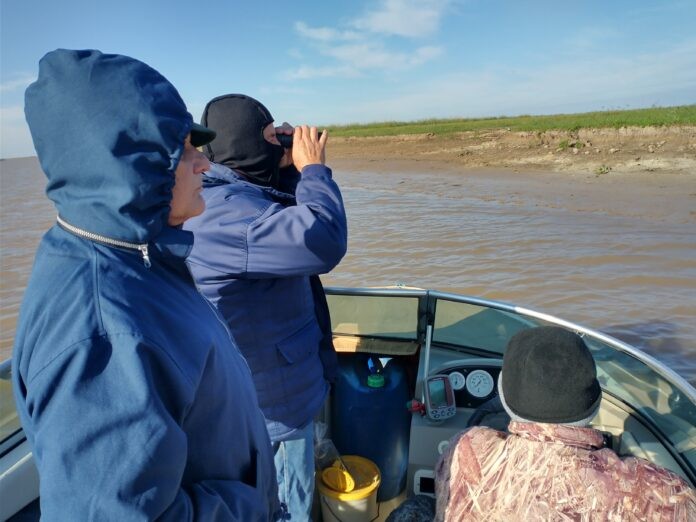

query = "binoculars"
[276,131,323,149]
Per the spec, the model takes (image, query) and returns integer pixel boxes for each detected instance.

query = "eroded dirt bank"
[328,125,696,176]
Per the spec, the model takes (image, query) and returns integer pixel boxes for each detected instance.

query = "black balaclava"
[201,94,284,187]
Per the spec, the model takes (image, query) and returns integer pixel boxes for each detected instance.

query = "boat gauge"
[466,370,495,398]
[448,371,466,391]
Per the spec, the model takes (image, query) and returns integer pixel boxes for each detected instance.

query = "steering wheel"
[466,395,510,428]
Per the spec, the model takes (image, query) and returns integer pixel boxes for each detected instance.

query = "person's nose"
[193,150,210,174]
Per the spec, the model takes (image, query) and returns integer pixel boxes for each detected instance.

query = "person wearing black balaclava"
[184,94,348,520]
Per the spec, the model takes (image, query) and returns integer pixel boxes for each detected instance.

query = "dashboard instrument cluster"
[443,366,501,408]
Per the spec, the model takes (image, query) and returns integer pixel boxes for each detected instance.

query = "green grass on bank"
[325,105,696,138]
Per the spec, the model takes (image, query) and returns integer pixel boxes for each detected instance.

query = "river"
[1,156,694,385]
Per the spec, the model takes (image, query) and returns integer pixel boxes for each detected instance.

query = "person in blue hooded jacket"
[12,50,280,521]
[184,94,348,520]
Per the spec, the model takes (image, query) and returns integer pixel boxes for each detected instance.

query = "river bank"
[328,125,696,177]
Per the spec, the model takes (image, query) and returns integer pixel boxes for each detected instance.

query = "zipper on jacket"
[56,215,152,268]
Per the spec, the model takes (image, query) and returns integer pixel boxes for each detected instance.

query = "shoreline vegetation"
[327,105,696,137]
[326,105,696,176]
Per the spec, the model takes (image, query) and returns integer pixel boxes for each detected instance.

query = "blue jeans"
[273,421,315,521]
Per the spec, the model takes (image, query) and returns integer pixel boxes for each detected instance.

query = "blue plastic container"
[331,354,411,502]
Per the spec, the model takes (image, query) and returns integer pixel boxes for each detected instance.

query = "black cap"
[190,122,216,147]
[500,326,601,424]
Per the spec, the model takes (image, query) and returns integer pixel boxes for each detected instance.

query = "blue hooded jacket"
[12,49,279,520]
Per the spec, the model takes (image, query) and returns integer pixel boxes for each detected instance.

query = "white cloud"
[287,48,304,60]
[258,85,313,96]
[0,74,36,93]
[353,0,450,38]
[289,1,448,81]
[411,46,443,64]
[324,44,442,70]
[284,65,361,81]
[294,21,361,42]
[283,44,442,80]
[295,1,450,43]
[562,26,621,54]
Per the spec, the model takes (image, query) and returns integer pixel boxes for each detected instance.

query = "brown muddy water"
[1,157,695,386]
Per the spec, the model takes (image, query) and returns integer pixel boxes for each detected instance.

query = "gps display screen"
[428,378,447,408]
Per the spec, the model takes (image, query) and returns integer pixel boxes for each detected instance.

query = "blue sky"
[1,0,695,158]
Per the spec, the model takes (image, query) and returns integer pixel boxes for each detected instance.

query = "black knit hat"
[499,326,601,424]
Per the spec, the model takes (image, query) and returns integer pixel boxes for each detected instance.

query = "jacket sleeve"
[244,164,347,278]
[227,164,347,279]
[22,335,275,521]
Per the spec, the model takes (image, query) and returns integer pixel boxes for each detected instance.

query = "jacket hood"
[25,49,195,243]
[201,94,284,187]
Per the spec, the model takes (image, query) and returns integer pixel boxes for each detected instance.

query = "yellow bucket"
[318,455,381,522]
